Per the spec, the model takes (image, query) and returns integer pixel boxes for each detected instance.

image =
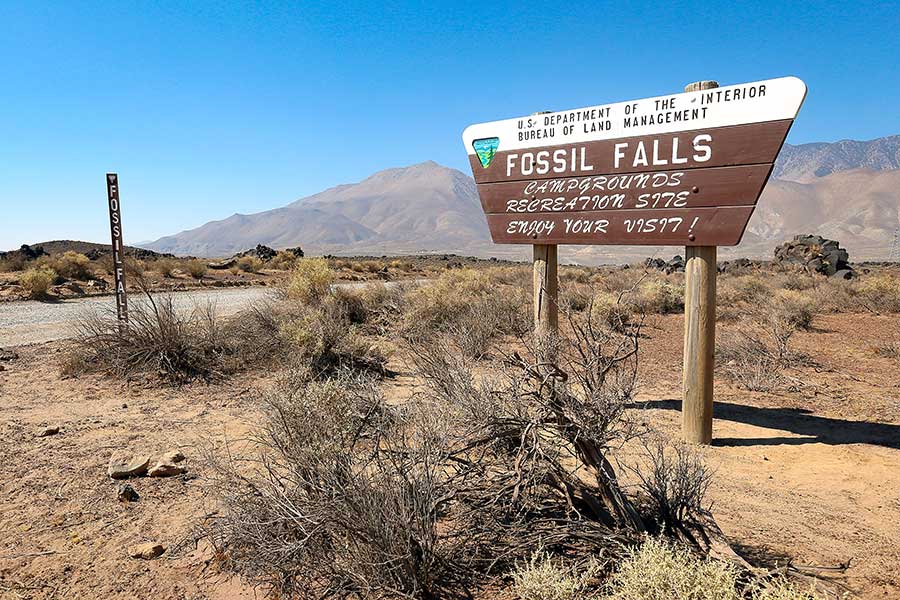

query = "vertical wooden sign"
[106,173,128,326]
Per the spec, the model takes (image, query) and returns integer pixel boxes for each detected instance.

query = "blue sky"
[1,1,898,248]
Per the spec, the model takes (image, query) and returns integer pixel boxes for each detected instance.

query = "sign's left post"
[106,173,128,329]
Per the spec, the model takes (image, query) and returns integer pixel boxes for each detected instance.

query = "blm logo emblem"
[472,137,499,168]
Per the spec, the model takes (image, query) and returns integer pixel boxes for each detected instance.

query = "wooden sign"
[106,173,128,325]
[462,77,806,246]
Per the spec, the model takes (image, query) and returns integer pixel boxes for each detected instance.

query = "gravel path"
[0,287,274,347]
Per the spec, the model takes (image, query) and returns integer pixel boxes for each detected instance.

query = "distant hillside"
[143,135,900,263]
[145,161,489,258]
[772,135,900,182]
[1,240,175,260]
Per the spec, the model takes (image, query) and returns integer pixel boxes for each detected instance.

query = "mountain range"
[143,134,900,263]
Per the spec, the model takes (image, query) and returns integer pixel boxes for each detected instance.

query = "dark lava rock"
[773,234,853,277]
[234,245,277,261]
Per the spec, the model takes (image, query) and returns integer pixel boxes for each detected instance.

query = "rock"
[117,484,139,502]
[128,542,165,559]
[285,246,304,258]
[108,453,151,479]
[37,425,60,437]
[86,279,108,290]
[665,255,685,274]
[233,244,277,261]
[773,234,853,277]
[832,269,855,280]
[644,257,667,270]
[147,462,187,478]
[207,258,237,270]
[160,450,185,464]
[0,348,19,362]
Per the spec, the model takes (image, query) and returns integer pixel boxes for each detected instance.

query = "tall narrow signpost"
[463,77,806,444]
[105,173,128,329]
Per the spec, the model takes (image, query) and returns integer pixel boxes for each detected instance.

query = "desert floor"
[0,312,898,599]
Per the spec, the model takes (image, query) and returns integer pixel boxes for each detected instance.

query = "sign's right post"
[682,80,720,445]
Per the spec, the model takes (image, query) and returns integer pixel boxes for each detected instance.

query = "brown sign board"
[106,173,128,324]
[462,77,807,246]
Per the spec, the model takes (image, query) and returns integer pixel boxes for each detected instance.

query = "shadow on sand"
[634,399,900,450]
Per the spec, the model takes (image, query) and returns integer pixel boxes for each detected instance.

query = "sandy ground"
[0,312,898,599]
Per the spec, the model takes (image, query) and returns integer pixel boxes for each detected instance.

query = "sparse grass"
[856,273,900,313]
[716,329,785,392]
[20,267,56,298]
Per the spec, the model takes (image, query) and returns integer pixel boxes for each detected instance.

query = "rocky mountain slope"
[772,135,900,182]
[143,136,900,262]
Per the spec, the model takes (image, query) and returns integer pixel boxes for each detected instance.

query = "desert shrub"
[65,293,269,381]
[283,257,335,304]
[767,289,817,332]
[716,329,784,392]
[806,278,856,313]
[332,283,405,334]
[20,267,56,298]
[207,369,456,598]
[718,274,773,307]
[873,340,899,359]
[389,259,414,271]
[124,257,145,277]
[625,438,712,533]
[278,297,387,375]
[605,537,741,600]
[749,577,829,600]
[589,291,634,332]
[154,258,176,277]
[185,259,208,279]
[636,277,684,314]
[236,255,263,273]
[856,273,900,313]
[0,255,26,272]
[267,250,298,270]
[402,268,529,358]
[53,251,93,280]
[512,551,602,600]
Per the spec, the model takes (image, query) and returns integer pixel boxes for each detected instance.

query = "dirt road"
[0,288,274,347]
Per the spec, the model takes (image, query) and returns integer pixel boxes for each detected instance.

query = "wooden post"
[533,243,558,337]
[682,80,719,444]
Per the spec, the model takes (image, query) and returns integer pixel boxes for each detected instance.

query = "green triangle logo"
[473,137,500,168]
